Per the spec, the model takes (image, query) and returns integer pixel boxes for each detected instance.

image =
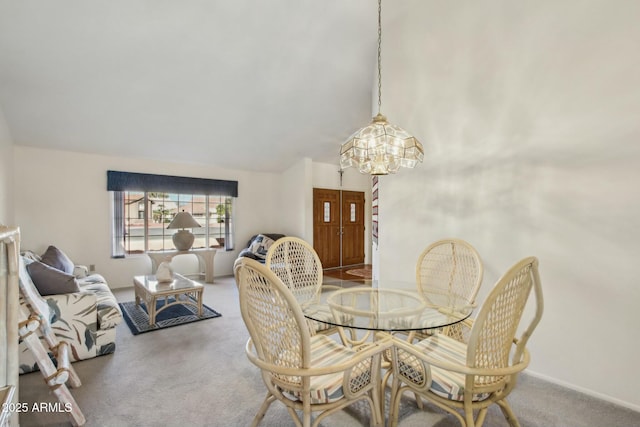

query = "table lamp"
[167,210,201,251]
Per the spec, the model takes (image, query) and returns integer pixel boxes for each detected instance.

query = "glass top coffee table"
[133,274,204,326]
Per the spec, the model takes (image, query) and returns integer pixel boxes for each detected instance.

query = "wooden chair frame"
[407,238,484,342]
[390,256,543,427]
[2,225,86,426]
[265,237,345,340]
[236,257,391,427]
[416,238,483,310]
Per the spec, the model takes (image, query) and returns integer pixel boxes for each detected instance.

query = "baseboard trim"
[526,370,640,413]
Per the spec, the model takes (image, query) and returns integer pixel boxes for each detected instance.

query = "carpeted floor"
[17,275,640,427]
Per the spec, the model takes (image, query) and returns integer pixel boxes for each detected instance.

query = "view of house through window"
[115,191,233,255]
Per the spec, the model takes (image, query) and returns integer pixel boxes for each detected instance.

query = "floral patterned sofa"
[18,248,123,374]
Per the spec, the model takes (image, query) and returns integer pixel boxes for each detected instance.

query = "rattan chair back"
[265,237,323,305]
[390,256,543,427]
[416,238,483,307]
[237,257,311,374]
[467,256,544,384]
[236,257,390,427]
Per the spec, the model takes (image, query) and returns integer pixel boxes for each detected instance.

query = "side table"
[146,248,216,283]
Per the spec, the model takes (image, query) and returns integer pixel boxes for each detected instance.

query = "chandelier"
[340,0,424,175]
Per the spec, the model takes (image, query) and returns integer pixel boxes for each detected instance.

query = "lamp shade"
[167,211,201,230]
[340,114,424,175]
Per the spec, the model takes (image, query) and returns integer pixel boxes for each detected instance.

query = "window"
[137,201,145,219]
[108,171,238,258]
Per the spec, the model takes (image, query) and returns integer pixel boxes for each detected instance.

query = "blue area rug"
[119,297,221,335]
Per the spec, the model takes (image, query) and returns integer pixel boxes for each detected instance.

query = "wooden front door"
[313,188,365,268]
[341,190,365,266]
[313,188,341,268]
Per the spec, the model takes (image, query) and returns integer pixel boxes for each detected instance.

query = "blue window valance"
[107,170,238,197]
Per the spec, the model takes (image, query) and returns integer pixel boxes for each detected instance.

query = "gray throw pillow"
[26,260,81,296]
[40,245,75,274]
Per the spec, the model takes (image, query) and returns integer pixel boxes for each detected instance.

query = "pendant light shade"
[340,113,424,175]
[340,0,424,175]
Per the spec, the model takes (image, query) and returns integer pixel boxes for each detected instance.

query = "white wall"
[279,158,312,239]
[0,107,13,226]
[312,162,373,263]
[312,162,370,192]
[14,146,282,288]
[378,0,640,409]
[274,159,375,262]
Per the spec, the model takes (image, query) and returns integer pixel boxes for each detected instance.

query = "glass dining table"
[301,280,474,344]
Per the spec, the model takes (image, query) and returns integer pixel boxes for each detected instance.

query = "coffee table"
[133,274,204,326]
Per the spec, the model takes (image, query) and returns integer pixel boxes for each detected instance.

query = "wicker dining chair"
[389,256,544,427]
[236,257,390,427]
[265,237,341,338]
[413,238,483,342]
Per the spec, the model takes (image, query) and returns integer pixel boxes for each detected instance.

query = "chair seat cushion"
[410,335,489,402]
[303,305,336,332]
[79,274,123,329]
[302,305,355,333]
[281,335,369,404]
[308,318,333,333]
[385,308,450,331]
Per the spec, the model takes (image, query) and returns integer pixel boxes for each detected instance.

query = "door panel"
[341,191,365,266]
[313,188,366,268]
[313,188,341,268]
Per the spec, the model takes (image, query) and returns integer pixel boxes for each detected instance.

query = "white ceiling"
[0,1,378,173]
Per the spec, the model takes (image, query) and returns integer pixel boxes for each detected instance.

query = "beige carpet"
[17,275,640,427]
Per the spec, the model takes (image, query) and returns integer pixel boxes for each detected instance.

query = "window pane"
[124,191,146,254]
[185,194,207,249]
[114,189,234,256]
[225,197,234,250]
[209,196,224,248]
[149,192,172,251]
[111,191,125,257]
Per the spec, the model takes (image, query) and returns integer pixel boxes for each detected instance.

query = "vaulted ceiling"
[0,1,378,172]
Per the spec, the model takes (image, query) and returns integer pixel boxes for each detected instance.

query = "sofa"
[18,246,123,374]
[237,233,285,262]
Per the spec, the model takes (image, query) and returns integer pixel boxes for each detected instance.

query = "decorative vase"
[156,261,174,282]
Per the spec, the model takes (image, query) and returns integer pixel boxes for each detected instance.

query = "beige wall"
[12,147,370,286]
[0,107,13,226]
[279,158,312,240]
[267,158,373,263]
[13,146,282,288]
[378,0,640,409]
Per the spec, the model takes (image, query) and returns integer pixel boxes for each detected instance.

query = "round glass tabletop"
[301,281,473,332]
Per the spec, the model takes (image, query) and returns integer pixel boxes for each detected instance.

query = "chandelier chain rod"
[377,0,382,115]
[339,0,424,175]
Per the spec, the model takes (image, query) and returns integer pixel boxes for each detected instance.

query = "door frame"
[312,188,367,268]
